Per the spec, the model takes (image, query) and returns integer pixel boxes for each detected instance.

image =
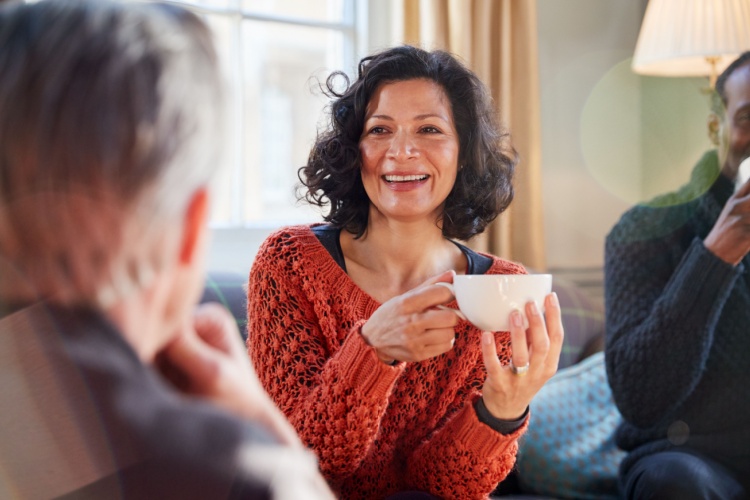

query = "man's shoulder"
[0,304,279,499]
[607,151,722,246]
[607,198,697,246]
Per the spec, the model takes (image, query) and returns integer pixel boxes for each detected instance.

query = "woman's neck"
[340,216,466,303]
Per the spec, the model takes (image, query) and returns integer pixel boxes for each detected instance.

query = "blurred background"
[30,0,722,300]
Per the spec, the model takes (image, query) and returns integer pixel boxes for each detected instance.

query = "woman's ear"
[707,113,721,146]
[179,188,209,265]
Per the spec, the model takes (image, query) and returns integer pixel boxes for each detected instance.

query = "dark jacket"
[0,302,315,499]
[604,150,750,480]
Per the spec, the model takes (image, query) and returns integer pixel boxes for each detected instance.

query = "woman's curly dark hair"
[298,45,516,241]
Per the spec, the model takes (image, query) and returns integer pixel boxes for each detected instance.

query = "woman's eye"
[368,126,387,134]
[420,126,441,134]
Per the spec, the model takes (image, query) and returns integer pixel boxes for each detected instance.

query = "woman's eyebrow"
[414,113,449,121]
[366,114,393,121]
[366,113,449,121]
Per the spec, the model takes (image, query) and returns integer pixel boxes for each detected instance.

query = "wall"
[640,76,713,200]
[537,0,712,282]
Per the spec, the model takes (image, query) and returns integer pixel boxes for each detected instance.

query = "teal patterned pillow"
[516,352,624,499]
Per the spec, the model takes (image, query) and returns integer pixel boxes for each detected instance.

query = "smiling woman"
[246,45,565,500]
[358,79,460,226]
[300,46,516,242]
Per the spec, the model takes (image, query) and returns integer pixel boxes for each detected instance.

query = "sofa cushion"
[515,351,624,499]
[551,277,605,369]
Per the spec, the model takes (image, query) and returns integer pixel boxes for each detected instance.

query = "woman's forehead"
[365,79,453,120]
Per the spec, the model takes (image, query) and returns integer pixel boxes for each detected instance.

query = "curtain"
[402,0,546,270]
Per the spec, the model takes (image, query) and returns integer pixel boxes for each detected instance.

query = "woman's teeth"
[384,174,428,182]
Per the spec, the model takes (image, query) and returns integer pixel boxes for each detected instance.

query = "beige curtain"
[402,0,546,270]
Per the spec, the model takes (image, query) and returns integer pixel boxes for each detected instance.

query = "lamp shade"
[632,0,750,78]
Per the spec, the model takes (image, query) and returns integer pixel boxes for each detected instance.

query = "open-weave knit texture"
[605,150,750,481]
[247,225,527,500]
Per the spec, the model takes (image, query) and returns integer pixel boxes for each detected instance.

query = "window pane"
[242,0,345,23]
[203,14,243,225]
[240,21,346,223]
[119,0,355,227]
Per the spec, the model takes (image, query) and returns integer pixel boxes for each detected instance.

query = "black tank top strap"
[311,224,347,272]
[311,224,493,275]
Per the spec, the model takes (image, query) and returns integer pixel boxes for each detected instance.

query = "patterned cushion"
[552,278,605,369]
[516,352,624,499]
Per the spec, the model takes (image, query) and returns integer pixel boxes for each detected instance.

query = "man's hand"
[704,175,750,265]
[156,302,302,448]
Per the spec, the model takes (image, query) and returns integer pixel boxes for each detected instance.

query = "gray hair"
[0,0,224,306]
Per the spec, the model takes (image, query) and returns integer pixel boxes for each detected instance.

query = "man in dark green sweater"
[605,52,750,499]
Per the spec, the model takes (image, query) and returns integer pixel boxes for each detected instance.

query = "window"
[27,0,399,273]
[146,0,367,227]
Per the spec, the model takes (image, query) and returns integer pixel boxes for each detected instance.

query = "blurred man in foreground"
[0,1,331,498]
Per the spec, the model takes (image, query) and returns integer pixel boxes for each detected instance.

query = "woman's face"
[359,78,459,226]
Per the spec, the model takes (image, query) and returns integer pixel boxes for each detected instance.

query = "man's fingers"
[193,302,242,355]
[159,328,220,393]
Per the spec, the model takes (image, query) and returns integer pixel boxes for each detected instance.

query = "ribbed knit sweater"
[247,225,528,500]
[604,150,750,481]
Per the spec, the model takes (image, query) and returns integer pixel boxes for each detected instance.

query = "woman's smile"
[382,172,431,190]
[359,78,459,221]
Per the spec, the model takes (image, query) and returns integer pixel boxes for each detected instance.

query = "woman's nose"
[386,131,419,160]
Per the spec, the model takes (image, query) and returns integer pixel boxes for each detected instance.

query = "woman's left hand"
[480,292,564,421]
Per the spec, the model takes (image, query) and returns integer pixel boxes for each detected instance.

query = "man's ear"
[179,187,209,265]
[707,113,721,146]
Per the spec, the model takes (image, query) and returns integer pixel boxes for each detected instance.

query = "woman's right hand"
[360,270,460,364]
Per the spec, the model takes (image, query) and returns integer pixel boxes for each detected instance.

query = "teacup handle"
[434,282,467,321]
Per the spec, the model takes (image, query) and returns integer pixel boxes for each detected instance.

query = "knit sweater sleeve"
[402,257,529,498]
[405,396,527,497]
[246,228,402,483]
[604,212,741,428]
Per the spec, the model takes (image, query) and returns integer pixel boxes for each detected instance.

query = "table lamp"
[632,0,750,87]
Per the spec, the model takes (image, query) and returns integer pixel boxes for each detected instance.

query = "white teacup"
[437,274,553,332]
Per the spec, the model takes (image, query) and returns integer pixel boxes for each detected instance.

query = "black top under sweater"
[604,150,750,484]
[312,224,493,275]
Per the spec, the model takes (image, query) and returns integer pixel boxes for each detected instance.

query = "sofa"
[201,270,619,499]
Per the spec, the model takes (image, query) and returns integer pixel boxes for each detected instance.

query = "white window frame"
[29,0,399,274]
[203,0,404,275]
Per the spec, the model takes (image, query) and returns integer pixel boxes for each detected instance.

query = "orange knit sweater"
[247,225,528,500]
